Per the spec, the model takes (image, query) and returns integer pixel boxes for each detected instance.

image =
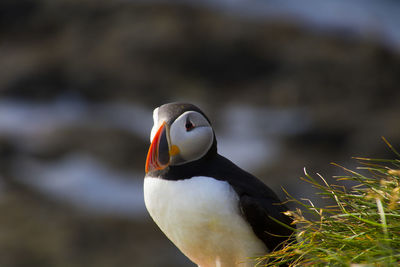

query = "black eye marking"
[185,118,195,131]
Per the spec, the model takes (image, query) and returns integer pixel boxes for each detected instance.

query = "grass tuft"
[258,140,400,266]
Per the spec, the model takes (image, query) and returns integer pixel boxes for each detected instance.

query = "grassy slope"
[260,139,400,266]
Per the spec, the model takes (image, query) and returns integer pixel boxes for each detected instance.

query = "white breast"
[143,176,267,267]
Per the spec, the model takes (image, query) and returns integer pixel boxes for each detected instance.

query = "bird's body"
[144,103,294,267]
[144,176,266,267]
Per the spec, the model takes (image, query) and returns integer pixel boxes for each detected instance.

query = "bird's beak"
[145,122,179,173]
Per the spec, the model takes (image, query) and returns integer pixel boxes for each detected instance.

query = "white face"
[169,111,214,165]
[150,109,214,166]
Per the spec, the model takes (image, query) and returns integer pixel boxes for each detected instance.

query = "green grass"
[259,138,400,266]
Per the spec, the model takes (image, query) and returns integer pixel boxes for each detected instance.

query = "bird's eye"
[185,119,195,131]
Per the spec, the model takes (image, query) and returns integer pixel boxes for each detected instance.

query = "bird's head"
[145,103,216,174]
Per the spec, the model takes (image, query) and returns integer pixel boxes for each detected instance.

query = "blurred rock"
[0,188,190,267]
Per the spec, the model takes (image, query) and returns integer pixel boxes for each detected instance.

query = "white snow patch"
[13,154,146,218]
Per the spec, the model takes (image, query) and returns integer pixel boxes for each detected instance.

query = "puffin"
[144,102,294,267]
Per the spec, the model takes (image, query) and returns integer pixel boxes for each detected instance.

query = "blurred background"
[1,0,400,266]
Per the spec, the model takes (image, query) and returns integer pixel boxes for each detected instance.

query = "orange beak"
[145,122,170,173]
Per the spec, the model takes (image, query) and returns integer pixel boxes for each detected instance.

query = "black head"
[146,102,217,174]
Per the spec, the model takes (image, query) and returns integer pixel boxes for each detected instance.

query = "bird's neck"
[147,152,225,181]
